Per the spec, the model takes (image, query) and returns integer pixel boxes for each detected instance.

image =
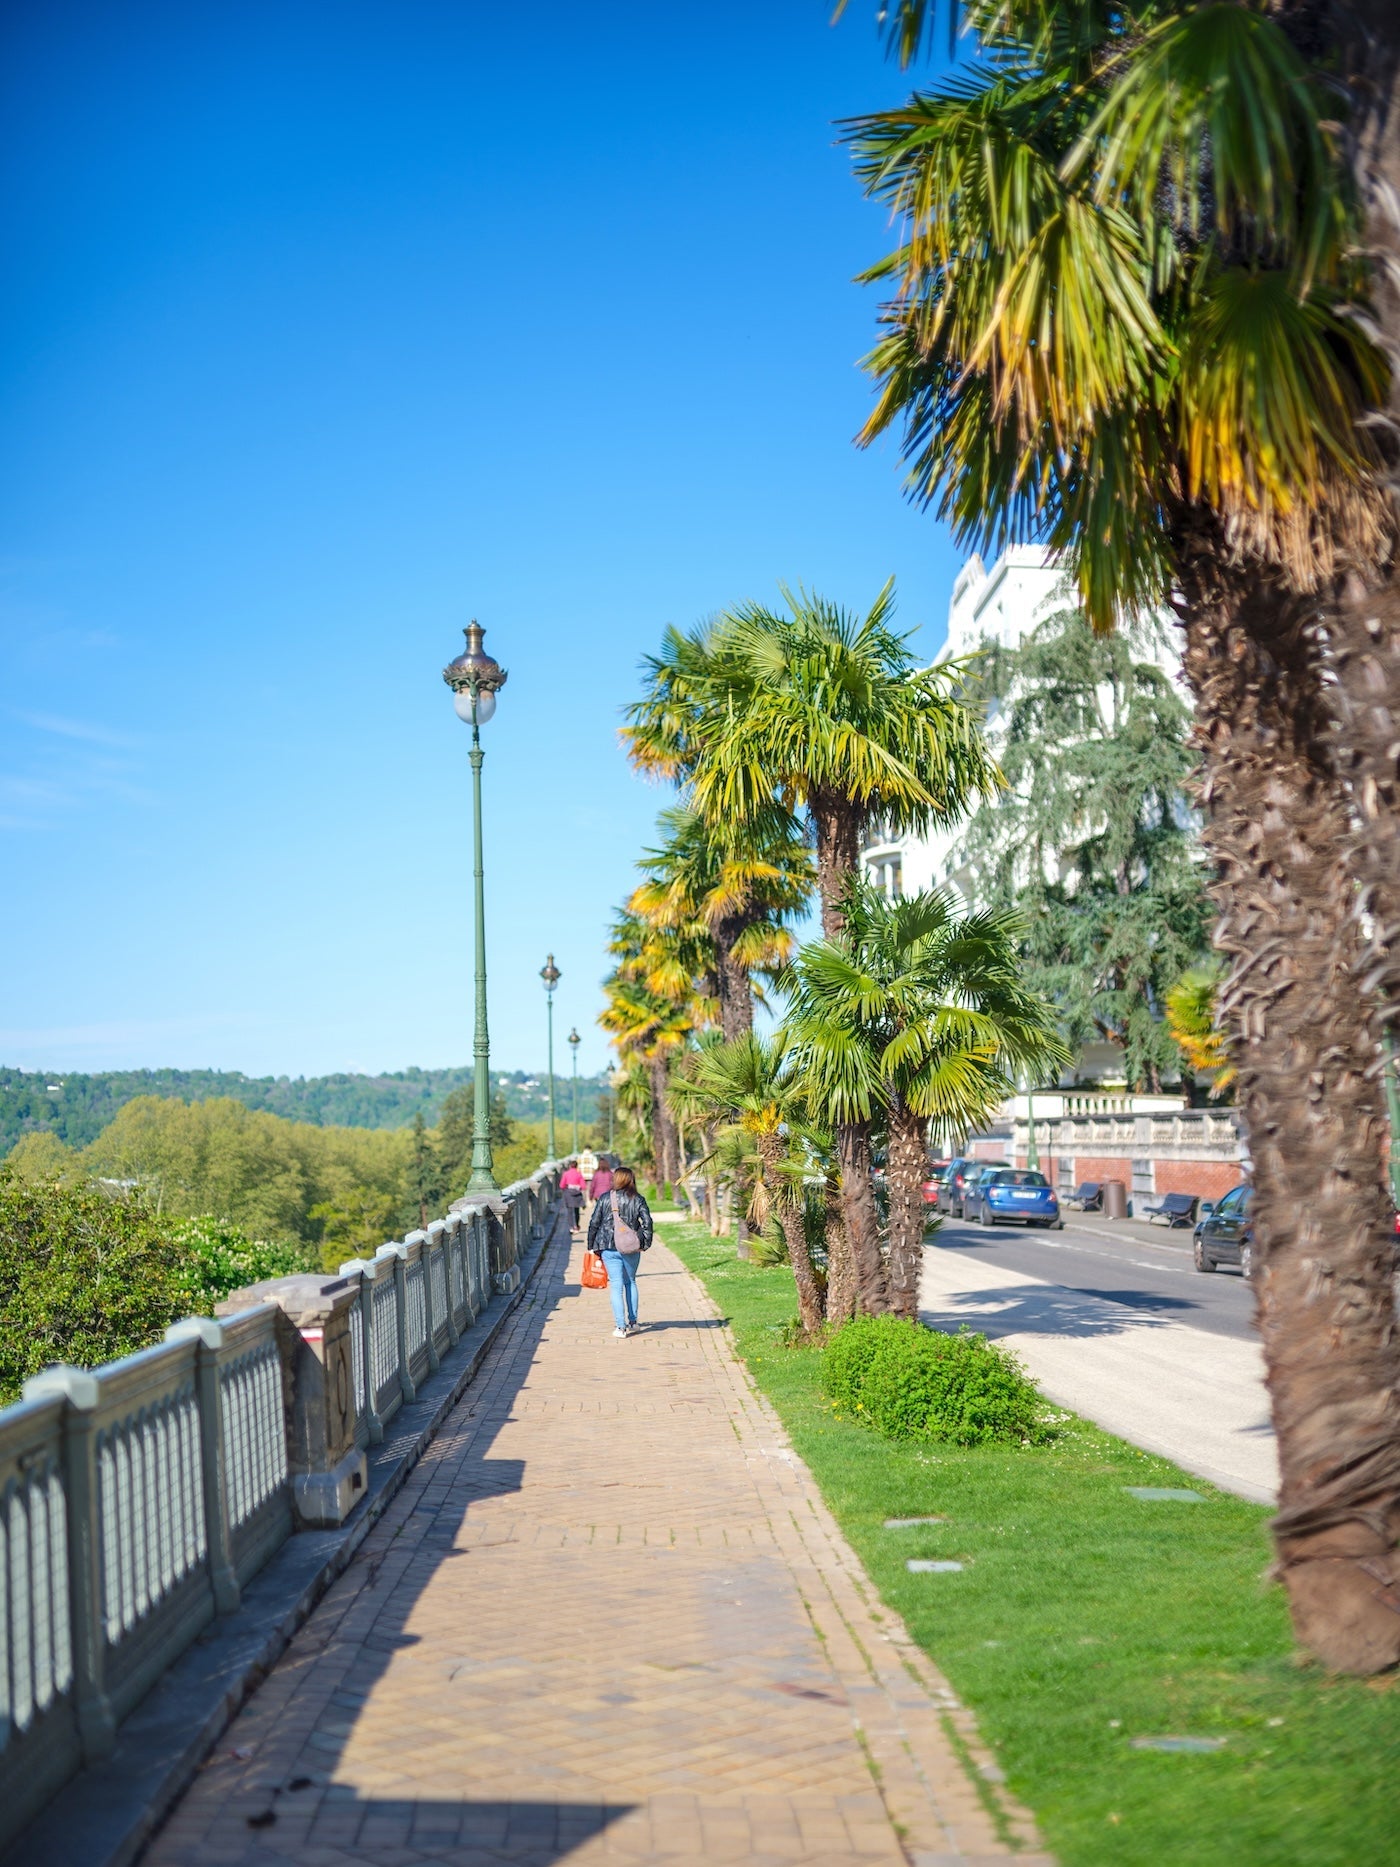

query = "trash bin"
[1102,1179,1129,1219]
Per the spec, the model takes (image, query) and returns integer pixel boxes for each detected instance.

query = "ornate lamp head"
[444,622,509,724]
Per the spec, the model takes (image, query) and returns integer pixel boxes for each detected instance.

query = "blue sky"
[1,0,964,1080]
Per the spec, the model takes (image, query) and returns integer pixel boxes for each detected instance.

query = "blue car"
[965,1168,1063,1228]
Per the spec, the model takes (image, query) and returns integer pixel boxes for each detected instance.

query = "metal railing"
[0,1164,562,1851]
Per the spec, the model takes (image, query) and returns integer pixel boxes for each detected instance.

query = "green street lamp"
[443,622,508,1196]
[568,1027,581,1153]
[540,954,561,1161]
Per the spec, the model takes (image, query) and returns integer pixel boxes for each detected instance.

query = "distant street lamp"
[540,955,561,1161]
[568,1027,581,1153]
[443,622,508,1196]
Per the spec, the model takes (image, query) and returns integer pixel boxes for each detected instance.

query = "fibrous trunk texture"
[714,917,755,1042]
[825,1183,857,1328]
[777,1199,825,1336]
[648,1054,678,1190]
[836,1119,887,1314]
[1177,543,1400,1675]
[886,1100,929,1322]
[813,793,861,941]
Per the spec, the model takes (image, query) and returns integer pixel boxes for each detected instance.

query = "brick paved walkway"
[145,1219,1049,1866]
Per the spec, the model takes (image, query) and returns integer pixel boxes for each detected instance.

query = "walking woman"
[586,1165,653,1337]
[559,1161,586,1234]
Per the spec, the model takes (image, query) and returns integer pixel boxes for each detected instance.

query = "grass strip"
[663,1220,1400,1866]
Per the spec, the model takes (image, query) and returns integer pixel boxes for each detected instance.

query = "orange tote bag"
[581,1250,608,1290]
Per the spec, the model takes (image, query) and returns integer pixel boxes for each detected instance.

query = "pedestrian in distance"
[560,1162,586,1234]
[586,1165,653,1337]
[589,1157,613,1201]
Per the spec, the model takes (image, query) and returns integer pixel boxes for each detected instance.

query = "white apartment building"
[862,546,1184,1088]
[863,545,1073,908]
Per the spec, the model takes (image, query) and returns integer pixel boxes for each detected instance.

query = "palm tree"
[625,585,999,940]
[843,0,1400,1670]
[599,909,709,1188]
[672,1033,827,1334]
[786,883,1068,1319]
[632,805,812,1041]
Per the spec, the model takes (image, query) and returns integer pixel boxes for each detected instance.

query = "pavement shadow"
[921,1280,1203,1341]
[166,1215,639,1863]
[239,1792,631,1861]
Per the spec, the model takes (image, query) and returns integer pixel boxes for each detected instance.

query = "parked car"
[936,1158,978,1215]
[949,1160,1010,1219]
[1194,1183,1253,1276]
[964,1167,1064,1229]
[922,1160,951,1205]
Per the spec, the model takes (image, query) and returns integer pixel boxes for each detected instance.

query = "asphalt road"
[927,1210,1258,1343]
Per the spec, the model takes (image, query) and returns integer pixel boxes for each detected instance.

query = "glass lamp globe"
[452,686,496,725]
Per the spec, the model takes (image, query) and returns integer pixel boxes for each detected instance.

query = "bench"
[1144,1192,1198,1227]
[1064,1182,1102,1211]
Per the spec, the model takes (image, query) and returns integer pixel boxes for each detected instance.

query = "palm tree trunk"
[886,1099,928,1322]
[813,792,862,940]
[778,1201,825,1335]
[825,1183,857,1327]
[648,1053,676,1190]
[835,1118,887,1313]
[1176,537,1400,1675]
[714,916,755,1041]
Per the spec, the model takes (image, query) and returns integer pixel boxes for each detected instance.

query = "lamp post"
[1024,1081,1039,1172]
[443,622,508,1196]
[540,955,561,1161]
[568,1027,581,1153]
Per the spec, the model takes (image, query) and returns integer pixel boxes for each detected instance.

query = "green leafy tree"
[959,607,1212,1090]
[786,883,1068,1320]
[308,1188,400,1272]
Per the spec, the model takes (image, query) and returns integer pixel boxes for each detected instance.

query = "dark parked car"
[947,1160,1010,1219]
[964,1168,1063,1229]
[936,1158,977,1216]
[1194,1183,1253,1277]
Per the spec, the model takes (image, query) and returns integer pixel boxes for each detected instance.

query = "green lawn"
[663,1220,1400,1866]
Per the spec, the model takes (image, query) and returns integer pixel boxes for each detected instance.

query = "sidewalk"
[920,1247,1276,1503]
[144,1221,1046,1866]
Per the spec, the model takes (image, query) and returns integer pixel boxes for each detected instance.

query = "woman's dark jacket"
[586,1189,654,1253]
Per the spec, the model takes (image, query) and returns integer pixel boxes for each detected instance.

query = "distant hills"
[0,1065,612,1155]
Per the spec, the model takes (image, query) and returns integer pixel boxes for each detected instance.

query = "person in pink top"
[559,1163,586,1233]
[589,1160,613,1201]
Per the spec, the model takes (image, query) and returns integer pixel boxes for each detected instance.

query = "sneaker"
[626,1322,640,1335]
[612,1327,628,1339]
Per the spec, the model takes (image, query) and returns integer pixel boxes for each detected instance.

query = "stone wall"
[1013,1108,1246,1205]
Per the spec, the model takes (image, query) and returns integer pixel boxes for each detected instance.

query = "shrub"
[168,1215,316,1307]
[0,1171,196,1403]
[823,1313,1046,1446]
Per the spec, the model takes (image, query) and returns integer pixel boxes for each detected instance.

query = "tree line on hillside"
[4,1087,604,1268]
[0,1065,611,1154]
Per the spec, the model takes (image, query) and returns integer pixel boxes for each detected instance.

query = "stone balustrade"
[0,1161,563,1850]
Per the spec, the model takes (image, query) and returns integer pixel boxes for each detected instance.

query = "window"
[1215,1186,1245,1217]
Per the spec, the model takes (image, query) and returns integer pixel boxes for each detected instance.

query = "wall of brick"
[1152,1159,1243,1201]
[1062,1155,1132,1193]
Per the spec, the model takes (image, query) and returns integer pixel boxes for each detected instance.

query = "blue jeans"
[601,1249,639,1329]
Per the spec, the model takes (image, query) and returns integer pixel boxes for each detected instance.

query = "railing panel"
[404,1243,429,1386]
[0,1395,79,1845]
[214,1311,290,1586]
[90,1341,214,1723]
[429,1242,451,1355]
[368,1256,403,1425]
